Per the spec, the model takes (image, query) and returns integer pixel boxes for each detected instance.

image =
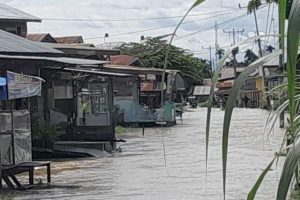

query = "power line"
[38,6,248,22]
[223,28,245,45]
[174,4,268,40]
[85,9,246,41]
[175,13,248,40]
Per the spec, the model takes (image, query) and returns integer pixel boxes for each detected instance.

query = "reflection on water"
[13,108,284,200]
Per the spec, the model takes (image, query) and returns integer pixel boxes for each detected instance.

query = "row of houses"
[191,58,282,108]
[0,2,187,178]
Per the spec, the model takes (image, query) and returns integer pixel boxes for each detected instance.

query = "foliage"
[266,45,276,53]
[0,195,13,200]
[247,0,292,19]
[115,125,131,134]
[32,122,63,148]
[291,187,300,199]
[118,37,211,86]
[216,48,225,60]
[244,49,259,65]
[198,101,208,107]
[247,0,262,14]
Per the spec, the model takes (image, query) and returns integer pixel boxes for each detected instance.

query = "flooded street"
[14,108,285,200]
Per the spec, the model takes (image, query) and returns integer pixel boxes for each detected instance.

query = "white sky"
[3,0,279,61]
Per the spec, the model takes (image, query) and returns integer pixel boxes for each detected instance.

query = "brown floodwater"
[10,108,285,200]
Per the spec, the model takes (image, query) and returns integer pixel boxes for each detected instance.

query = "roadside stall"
[0,71,51,190]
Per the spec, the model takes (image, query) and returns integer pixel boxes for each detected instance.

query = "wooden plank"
[3,176,15,190]
[9,174,22,189]
[47,163,51,183]
[28,168,34,185]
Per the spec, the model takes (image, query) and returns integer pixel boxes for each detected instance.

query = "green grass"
[115,125,131,134]
[0,194,14,200]
[290,187,300,200]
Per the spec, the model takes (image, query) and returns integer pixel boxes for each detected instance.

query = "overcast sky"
[4,0,279,61]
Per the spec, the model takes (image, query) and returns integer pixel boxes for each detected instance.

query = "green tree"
[231,47,240,78]
[216,48,225,60]
[244,49,259,65]
[265,45,275,53]
[247,0,263,57]
[118,36,211,86]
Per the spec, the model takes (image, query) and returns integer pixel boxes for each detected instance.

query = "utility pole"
[202,46,213,76]
[253,9,263,57]
[223,28,245,45]
[214,22,219,64]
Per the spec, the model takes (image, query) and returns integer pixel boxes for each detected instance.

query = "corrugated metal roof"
[0,30,62,54]
[26,33,48,42]
[61,68,131,77]
[193,86,211,96]
[0,54,107,65]
[263,56,288,66]
[104,64,164,75]
[110,55,140,66]
[27,33,57,43]
[46,43,120,54]
[218,67,245,81]
[0,3,41,22]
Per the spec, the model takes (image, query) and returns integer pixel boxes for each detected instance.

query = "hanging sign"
[7,71,44,100]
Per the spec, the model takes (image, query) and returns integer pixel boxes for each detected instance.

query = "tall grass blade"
[221,51,281,198]
[191,0,205,9]
[286,0,300,135]
[276,0,300,198]
[206,35,280,175]
[279,0,287,64]
[276,137,300,200]
[160,0,205,107]
[247,156,277,200]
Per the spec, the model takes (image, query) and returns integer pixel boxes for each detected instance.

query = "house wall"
[113,76,140,123]
[0,21,27,37]
[255,78,263,91]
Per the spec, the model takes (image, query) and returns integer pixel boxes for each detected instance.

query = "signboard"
[7,71,44,100]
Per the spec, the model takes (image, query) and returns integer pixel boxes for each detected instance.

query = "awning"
[0,54,107,65]
[193,86,211,96]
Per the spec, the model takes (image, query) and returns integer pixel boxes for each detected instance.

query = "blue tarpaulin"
[0,77,6,86]
[0,77,7,100]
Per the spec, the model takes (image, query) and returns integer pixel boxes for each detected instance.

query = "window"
[89,83,109,115]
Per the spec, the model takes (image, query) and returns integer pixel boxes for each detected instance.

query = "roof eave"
[0,18,41,22]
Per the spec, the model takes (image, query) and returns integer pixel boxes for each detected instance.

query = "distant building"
[0,3,41,37]
[27,33,57,43]
[54,36,84,44]
[103,64,186,125]
[193,86,211,103]
[216,67,265,108]
[110,55,143,66]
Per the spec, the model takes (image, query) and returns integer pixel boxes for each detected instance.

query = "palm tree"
[244,49,259,65]
[216,48,225,60]
[265,45,275,53]
[247,0,263,57]
[231,47,239,78]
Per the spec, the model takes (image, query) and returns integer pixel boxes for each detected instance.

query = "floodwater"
[12,108,286,200]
